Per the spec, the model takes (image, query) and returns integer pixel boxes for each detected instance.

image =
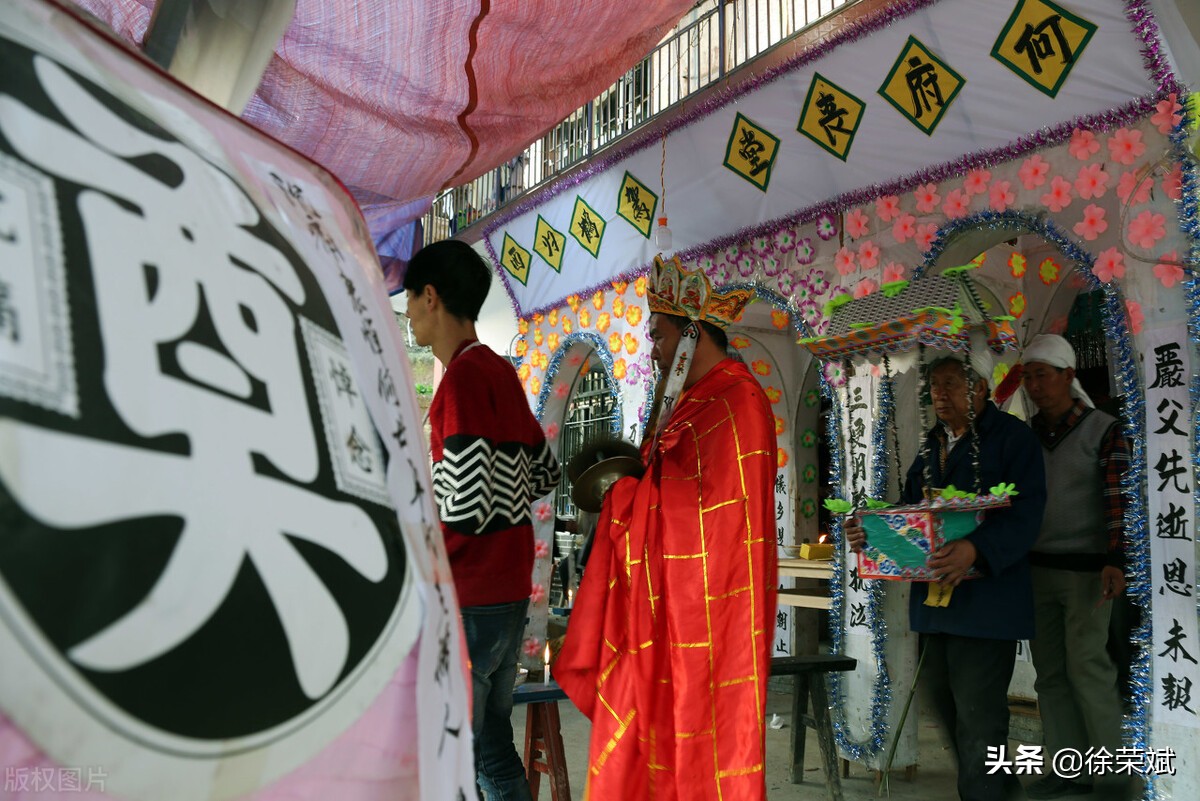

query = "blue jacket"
[902,402,1047,640]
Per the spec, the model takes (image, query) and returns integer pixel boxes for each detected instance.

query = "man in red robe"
[556,256,778,800]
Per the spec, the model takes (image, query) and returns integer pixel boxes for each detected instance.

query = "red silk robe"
[556,359,778,801]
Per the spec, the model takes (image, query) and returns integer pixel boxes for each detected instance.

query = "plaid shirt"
[1031,399,1129,567]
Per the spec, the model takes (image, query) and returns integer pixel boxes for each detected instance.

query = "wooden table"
[776,557,835,610]
[514,681,572,801]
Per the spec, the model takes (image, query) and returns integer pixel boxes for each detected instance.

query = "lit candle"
[543,643,551,685]
[568,588,574,608]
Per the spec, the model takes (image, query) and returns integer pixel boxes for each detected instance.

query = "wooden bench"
[514,680,572,801]
[771,654,858,801]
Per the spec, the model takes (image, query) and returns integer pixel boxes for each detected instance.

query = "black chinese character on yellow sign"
[569,196,605,258]
[797,73,865,161]
[991,0,1096,98]
[616,172,658,238]
[723,113,780,191]
[879,36,964,136]
[534,215,565,272]
[500,232,532,285]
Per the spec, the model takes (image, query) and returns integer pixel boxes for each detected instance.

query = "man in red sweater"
[403,241,560,801]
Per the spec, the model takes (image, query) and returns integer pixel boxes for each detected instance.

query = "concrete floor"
[511,690,1144,800]
[513,686,968,800]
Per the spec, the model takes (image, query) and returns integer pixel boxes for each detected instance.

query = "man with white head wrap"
[847,328,1046,801]
[1021,334,1130,800]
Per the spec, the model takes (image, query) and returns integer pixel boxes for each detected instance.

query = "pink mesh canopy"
[70,0,697,283]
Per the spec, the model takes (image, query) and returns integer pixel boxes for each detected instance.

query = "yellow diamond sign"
[991,0,1096,98]
[616,172,658,238]
[499,232,532,286]
[723,113,780,191]
[878,36,964,136]
[797,73,865,162]
[569,196,605,258]
[533,215,565,272]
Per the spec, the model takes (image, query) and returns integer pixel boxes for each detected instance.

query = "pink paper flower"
[1127,210,1167,249]
[892,213,917,243]
[776,270,796,296]
[1164,165,1182,201]
[942,187,970,218]
[1125,299,1144,334]
[845,208,871,239]
[858,240,880,270]
[736,253,756,277]
[1040,175,1073,212]
[816,213,839,240]
[1092,247,1125,283]
[963,169,991,196]
[535,501,553,522]
[774,226,798,253]
[988,180,1015,211]
[795,237,815,265]
[1068,128,1101,161]
[875,195,901,222]
[1154,251,1184,288]
[555,382,570,399]
[750,235,774,258]
[523,637,543,658]
[1151,93,1183,135]
[854,278,877,298]
[915,222,939,252]
[1018,154,1050,189]
[1107,128,1146,166]
[530,583,547,604]
[1074,163,1110,200]
[835,246,857,276]
[1072,204,1108,242]
[882,262,906,283]
[762,255,783,277]
[544,422,560,441]
[1116,170,1153,205]
[534,539,551,559]
[913,183,941,214]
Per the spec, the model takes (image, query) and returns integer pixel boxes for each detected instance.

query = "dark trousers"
[462,600,533,801]
[921,633,1020,801]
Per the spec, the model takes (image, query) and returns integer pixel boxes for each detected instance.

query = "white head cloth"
[964,326,994,385]
[1021,334,1094,408]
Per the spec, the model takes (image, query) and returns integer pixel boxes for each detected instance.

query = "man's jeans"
[461,600,533,801]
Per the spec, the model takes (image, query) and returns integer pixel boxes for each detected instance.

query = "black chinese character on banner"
[1159,618,1199,665]
[1148,342,1185,389]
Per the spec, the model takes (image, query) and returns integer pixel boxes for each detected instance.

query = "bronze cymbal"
[571,456,644,513]
[566,438,641,482]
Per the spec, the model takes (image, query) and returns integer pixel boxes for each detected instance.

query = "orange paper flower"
[634,275,648,296]
[731,335,751,350]
[596,312,611,333]
[609,333,623,353]
[518,318,530,335]
[578,309,591,328]
[765,386,782,403]
[533,328,544,346]
[562,317,573,334]
[623,333,639,355]
[771,309,789,329]
[613,358,627,380]
[612,280,629,295]
[548,309,558,327]
[751,359,772,376]
[625,305,643,326]
[777,449,789,468]
[592,291,605,310]
[613,297,626,318]
[548,333,560,351]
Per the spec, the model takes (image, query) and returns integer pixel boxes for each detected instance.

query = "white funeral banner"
[1143,325,1200,729]
[482,0,1157,315]
[837,372,918,768]
[0,1,473,799]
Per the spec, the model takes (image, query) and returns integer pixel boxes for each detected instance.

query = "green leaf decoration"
[911,305,952,316]
[937,485,978,501]
[992,315,1016,321]
[946,304,965,334]
[824,294,853,317]
[942,263,980,277]
[823,498,854,514]
[798,336,819,345]
[989,482,1019,497]
[882,280,909,298]
[864,498,893,510]
[848,322,875,330]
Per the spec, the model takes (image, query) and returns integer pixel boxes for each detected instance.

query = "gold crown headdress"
[646,255,753,329]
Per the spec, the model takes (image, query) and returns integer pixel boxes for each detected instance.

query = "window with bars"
[554,364,620,519]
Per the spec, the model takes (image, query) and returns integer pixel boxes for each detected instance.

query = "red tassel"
[993,362,1024,406]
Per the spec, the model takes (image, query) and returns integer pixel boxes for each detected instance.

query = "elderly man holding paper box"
[847,331,1046,801]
